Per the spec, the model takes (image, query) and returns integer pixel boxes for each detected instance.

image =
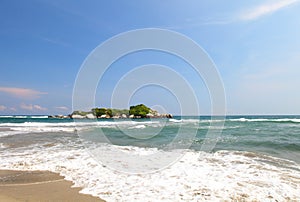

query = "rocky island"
[49,104,172,119]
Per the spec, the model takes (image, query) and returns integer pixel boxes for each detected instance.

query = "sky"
[1,0,300,115]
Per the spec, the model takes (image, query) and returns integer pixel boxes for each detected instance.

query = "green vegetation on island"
[129,104,150,118]
[49,104,172,119]
[92,108,129,118]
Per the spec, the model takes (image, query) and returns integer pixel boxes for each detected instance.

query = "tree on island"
[93,104,151,118]
[129,104,150,118]
[92,108,128,117]
[111,109,129,116]
[92,108,107,117]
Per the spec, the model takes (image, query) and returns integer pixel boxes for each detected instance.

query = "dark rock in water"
[167,114,173,118]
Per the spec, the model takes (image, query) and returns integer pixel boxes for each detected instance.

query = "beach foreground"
[0,170,104,202]
[0,116,300,201]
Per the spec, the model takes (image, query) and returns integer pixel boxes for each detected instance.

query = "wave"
[29,116,49,119]
[0,116,15,118]
[0,131,25,138]
[0,117,236,136]
[0,120,167,135]
[229,117,300,123]
[275,118,300,123]
[0,143,8,149]
[128,125,146,129]
[169,119,182,123]
[14,116,28,118]
[0,115,33,119]
[0,144,299,201]
[0,122,77,134]
[0,115,48,119]
[6,115,28,118]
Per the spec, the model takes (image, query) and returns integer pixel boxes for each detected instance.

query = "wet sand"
[0,170,104,202]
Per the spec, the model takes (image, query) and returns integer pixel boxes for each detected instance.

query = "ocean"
[0,115,299,201]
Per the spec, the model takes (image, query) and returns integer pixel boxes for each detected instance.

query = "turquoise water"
[80,115,300,163]
[0,115,299,163]
[0,115,300,201]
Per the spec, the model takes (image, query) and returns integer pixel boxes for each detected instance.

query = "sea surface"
[0,115,299,201]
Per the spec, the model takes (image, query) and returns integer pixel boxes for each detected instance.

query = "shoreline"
[0,170,104,202]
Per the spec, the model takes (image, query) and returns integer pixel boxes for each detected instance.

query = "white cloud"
[0,87,47,99]
[0,105,18,111]
[33,105,47,111]
[40,36,70,47]
[20,103,47,111]
[20,103,33,110]
[10,107,17,111]
[55,106,69,111]
[0,105,7,111]
[240,0,299,21]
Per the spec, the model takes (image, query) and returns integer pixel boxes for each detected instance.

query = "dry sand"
[0,170,104,202]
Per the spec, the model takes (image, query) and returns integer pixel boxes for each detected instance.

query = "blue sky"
[1,0,300,115]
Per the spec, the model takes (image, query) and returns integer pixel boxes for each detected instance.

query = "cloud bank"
[20,103,47,111]
[0,87,47,99]
[240,0,299,21]
[55,106,69,111]
[0,105,7,111]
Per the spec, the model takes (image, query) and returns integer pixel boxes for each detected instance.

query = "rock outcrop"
[71,114,85,119]
[85,113,96,119]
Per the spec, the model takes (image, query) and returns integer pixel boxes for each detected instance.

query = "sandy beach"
[0,170,104,202]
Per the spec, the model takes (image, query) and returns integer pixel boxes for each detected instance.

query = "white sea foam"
[0,120,169,137]
[169,119,182,123]
[180,119,225,124]
[0,142,299,201]
[128,125,146,129]
[229,118,268,122]
[0,122,77,134]
[14,116,28,118]
[0,115,48,118]
[0,143,7,148]
[229,118,300,123]
[0,118,224,137]
[275,118,300,123]
[0,116,15,118]
[30,116,49,119]
[0,121,113,134]
[0,131,26,138]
